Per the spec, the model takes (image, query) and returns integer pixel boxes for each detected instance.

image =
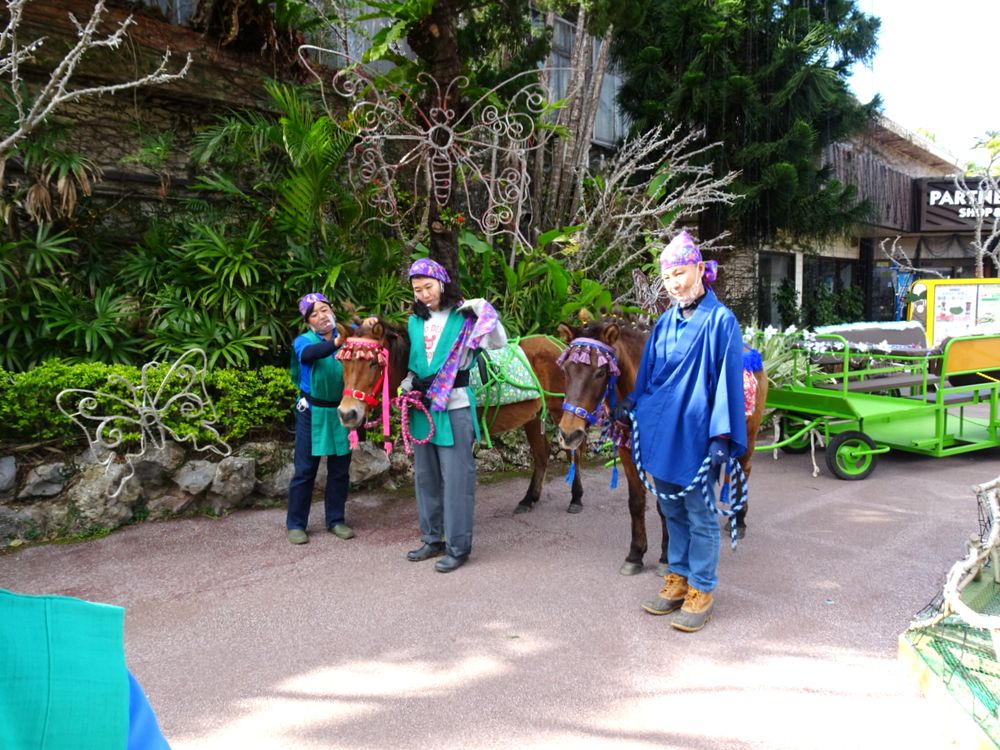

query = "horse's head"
[555,321,623,451]
[336,319,392,429]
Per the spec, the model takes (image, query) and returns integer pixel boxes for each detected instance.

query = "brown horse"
[335,319,584,513]
[556,318,768,575]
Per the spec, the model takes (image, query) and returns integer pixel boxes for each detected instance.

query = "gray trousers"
[413,407,476,557]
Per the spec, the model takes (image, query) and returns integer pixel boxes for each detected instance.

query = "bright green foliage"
[612,0,880,245]
[0,81,410,372]
[0,360,296,449]
[455,228,623,335]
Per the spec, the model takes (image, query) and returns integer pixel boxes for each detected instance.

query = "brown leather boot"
[641,573,688,615]
[670,587,714,632]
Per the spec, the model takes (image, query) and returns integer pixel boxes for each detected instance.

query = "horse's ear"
[371,320,385,339]
[556,323,574,344]
[336,322,350,341]
[604,323,620,346]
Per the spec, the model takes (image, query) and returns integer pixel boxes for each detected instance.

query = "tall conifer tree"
[612,0,881,248]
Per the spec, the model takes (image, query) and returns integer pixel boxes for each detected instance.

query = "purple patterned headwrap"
[658,230,718,283]
[408,258,451,284]
[298,291,330,318]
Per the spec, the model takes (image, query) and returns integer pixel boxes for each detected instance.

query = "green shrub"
[0,359,297,451]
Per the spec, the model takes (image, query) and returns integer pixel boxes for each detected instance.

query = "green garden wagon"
[758,331,1000,479]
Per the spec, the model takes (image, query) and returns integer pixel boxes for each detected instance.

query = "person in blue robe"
[616,230,748,632]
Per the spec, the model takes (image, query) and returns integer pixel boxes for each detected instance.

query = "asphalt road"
[4,443,999,749]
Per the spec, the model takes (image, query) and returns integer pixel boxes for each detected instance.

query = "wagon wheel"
[779,414,812,454]
[825,431,878,480]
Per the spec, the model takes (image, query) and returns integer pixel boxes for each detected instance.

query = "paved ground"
[4,443,999,749]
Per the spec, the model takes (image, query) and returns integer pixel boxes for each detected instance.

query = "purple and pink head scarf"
[658,230,718,283]
[298,291,330,318]
[408,258,451,284]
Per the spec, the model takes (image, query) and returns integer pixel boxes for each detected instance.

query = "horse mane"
[578,315,649,350]
[357,317,410,378]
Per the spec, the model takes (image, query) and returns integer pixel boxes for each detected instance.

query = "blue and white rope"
[627,408,748,550]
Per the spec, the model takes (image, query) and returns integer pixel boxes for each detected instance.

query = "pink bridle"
[335,337,392,455]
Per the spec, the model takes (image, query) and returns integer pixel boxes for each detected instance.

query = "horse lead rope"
[627,407,749,550]
[391,391,436,455]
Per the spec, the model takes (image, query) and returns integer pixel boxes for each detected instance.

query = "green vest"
[0,589,128,749]
[407,311,480,446]
[300,330,352,456]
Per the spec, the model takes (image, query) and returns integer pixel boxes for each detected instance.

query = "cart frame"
[756,332,1000,479]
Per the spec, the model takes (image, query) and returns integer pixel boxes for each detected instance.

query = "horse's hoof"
[514,503,533,515]
[619,561,642,576]
[654,562,670,577]
[566,502,583,514]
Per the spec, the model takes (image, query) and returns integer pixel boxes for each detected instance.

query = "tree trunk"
[567,26,610,221]
[406,0,463,279]
[543,9,588,225]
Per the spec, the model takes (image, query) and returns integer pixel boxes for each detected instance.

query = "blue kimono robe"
[628,288,748,487]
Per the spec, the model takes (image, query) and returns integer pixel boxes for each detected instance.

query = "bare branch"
[878,236,945,278]
[951,152,1000,277]
[0,0,192,158]
[560,124,740,293]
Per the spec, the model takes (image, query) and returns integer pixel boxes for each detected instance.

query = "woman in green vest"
[286,292,355,545]
[399,258,507,572]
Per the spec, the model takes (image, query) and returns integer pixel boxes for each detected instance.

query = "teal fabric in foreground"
[0,588,129,749]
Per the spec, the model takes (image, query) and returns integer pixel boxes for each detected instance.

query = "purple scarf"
[425,302,499,411]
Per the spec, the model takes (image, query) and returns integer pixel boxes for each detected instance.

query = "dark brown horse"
[556,318,768,575]
[336,319,583,513]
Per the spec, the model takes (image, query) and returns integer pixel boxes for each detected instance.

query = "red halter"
[335,337,392,454]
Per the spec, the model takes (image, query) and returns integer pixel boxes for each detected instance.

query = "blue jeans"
[287,406,352,531]
[654,477,720,593]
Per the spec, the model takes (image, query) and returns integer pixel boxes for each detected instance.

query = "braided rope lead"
[628,409,749,551]
[391,391,437,455]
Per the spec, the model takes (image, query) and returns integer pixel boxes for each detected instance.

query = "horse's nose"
[559,427,586,451]
[337,405,363,429]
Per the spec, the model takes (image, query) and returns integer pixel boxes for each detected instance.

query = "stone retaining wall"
[0,433,539,546]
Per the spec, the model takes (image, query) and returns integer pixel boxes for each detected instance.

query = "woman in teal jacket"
[286,292,355,545]
[399,259,507,573]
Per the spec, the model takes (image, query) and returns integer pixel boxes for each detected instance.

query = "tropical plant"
[775,277,800,328]
[454,227,622,335]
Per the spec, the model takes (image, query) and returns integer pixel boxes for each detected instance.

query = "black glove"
[611,396,635,423]
[708,436,729,482]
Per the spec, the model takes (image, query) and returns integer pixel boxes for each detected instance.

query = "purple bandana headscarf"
[298,291,330,318]
[408,258,451,283]
[659,230,718,283]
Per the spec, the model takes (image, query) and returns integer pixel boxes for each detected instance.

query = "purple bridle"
[555,337,621,425]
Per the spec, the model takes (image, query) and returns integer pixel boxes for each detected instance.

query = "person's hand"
[457,298,486,315]
[397,375,414,397]
[610,396,635,423]
[708,436,729,482]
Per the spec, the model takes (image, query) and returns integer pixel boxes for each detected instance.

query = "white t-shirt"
[422,309,449,362]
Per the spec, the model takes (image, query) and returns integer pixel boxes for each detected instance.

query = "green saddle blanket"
[470,341,540,407]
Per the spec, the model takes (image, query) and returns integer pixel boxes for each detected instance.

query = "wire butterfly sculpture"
[56,349,231,498]
[299,46,553,250]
